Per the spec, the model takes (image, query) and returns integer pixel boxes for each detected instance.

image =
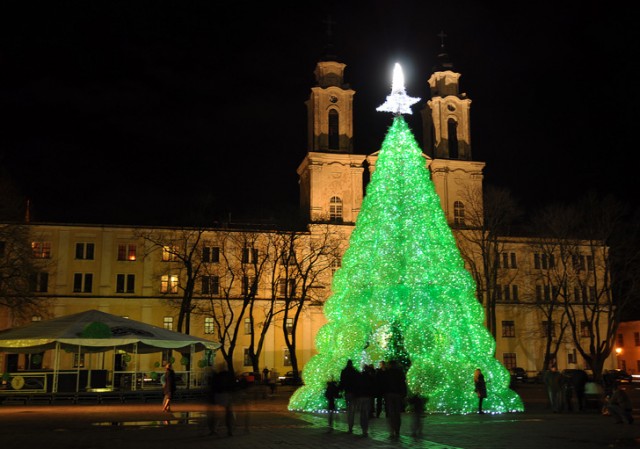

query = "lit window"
[204,317,215,335]
[161,274,179,294]
[32,241,51,259]
[283,348,291,366]
[163,316,173,331]
[75,243,95,260]
[243,348,251,366]
[117,244,137,261]
[244,318,252,335]
[162,246,179,262]
[285,318,293,335]
[32,316,42,322]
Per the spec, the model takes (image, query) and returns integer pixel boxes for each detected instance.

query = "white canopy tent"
[0,309,220,393]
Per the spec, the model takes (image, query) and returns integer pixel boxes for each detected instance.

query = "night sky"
[1,1,637,226]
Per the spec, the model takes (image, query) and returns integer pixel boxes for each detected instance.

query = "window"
[586,256,594,270]
[580,321,591,338]
[503,353,516,370]
[542,321,556,337]
[201,275,219,295]
[278,279,295,298]
[329,196,343,222]
[161,274,178,294]
[328,109,339,150]
[202,245,220,263]
[244,318,252,335]
[75,242,95,260]
[163,316,173,331]
[496,284,519,302]
[280,250,295,266]
[32,315,42,322]
[117,243,137,261]
[447,118,459,158]
[242,276,256,296]
[634,332,640,347]
[162,246,178,262]
[589,286,597,303]
[285,318,293,335]
[204,317,215,335]
[453,201,465,226]
[29,272,49,292]
[572,255,586,271]
[116,274,135,293]
[535,284,553,302]
[617,333,624,347]
[243,348,251,366]
[574,286,587,303]
[502,320,515,338]
[331,258,341,275]
[534,253,555,269]
[32,241,51,258]
[242,247,258,264]
[567,349,577,364]
[283,348,292,366]
[498,252,517,269]
[73,273,93,293]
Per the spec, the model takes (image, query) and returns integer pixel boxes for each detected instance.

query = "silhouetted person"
[564,369,588,411]
[207,369,236,436]
[473,368,487,414]
[356,364,376,437]
[408,393,427,437]
[543,365,563,413]
[340,359,359,434]
[383,360,407,440]
[605,382,633,424]
[161,362,176,412]
[324,378,340,431]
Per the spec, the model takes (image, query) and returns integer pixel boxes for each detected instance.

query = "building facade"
[0,50,615,388]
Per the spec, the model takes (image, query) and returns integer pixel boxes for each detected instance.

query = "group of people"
[326,359,420,439]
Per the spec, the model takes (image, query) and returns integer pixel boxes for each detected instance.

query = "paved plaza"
[1,383,639,449]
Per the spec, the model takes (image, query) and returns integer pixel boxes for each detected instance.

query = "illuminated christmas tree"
[289,63,523,414]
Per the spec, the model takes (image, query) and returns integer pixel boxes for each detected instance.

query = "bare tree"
[455,185,522,338]
[280,224,345,379]
[528,193,640,380]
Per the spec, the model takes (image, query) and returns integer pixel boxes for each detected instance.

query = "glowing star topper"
[376,62,420,115]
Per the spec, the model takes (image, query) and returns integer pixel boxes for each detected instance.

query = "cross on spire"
[438,30,447,48]
[323,15,336,38]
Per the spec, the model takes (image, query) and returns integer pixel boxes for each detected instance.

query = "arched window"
[328,109,339,150]
[453,200,465,226]
[329,196,343,222]
[447,118,459,159]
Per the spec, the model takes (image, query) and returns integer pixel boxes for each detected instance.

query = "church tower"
[420,36,485,226]
[297,55,366,224]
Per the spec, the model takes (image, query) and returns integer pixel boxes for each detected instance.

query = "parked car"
[604,369,632,384]
[510,367,528,383]
[278,371,303,386]
[236,371,259,387]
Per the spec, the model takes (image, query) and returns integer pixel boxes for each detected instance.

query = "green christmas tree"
[289,64,523,414]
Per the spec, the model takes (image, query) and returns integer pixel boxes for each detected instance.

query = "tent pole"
[133,343,138,391]
[76,345,81,393]
[53,342,60,393]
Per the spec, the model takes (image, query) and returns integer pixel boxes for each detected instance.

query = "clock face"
[329,95,338,103]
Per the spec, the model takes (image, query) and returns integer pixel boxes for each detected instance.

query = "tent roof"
[0,309,221,354]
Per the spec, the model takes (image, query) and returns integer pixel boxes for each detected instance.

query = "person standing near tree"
[162,362,176,412]
[339,359,359,434]
[383,360,407,440]
[473,368,487,414]
[324,378,340,431]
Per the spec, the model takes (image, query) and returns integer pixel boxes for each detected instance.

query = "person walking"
[374,361,386,418]
[339,359,359,434]
[408,393,427,437]
[324,378,341,431]
[208,369,236,436]
[543,365,563,412]
[356,364,376,437]
[473,368,487,414]
[383,360,407,440]
[605,382,634,424]
[161,362,176,412]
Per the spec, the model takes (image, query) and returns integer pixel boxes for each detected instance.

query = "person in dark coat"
[563,369,588,411]
[383,360,407,440]
[339,359,359,434]
[207,369,236,436]
[356,364,376,436]
[473,368,487,414]
[324,378,341,430]
[543,365,563,412]
[161,362,176,412]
